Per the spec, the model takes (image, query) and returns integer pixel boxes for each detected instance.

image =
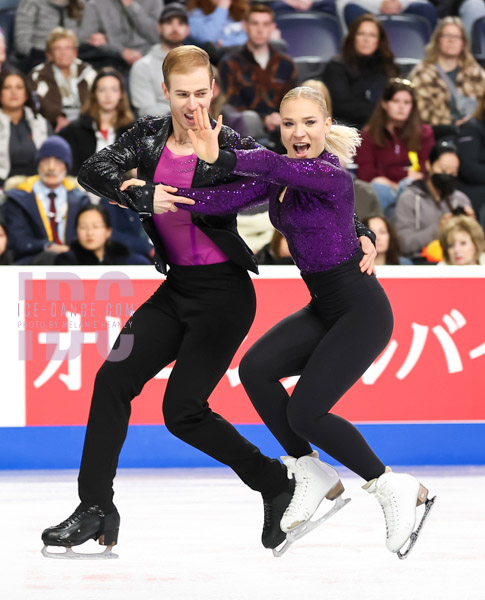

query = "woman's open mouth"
[293,143,310,158]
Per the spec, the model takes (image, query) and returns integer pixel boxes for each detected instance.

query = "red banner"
[22,273,485,426]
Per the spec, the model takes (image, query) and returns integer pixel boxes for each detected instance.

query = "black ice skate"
[41,504,120,559]
[261,477,295,554]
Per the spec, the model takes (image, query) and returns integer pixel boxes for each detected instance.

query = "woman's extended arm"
[187,107,353,198]
[174,176,270,215]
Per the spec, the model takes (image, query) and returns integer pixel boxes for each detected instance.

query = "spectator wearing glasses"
[28,28,97,132]
[409,17,485,132]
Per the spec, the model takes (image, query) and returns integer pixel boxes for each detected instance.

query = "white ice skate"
[363,467,436,559]
[273,453,350,557]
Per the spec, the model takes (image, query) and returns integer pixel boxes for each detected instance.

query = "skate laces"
[56,506,86,529]
[375,483,399,539]
[283,465,311,520]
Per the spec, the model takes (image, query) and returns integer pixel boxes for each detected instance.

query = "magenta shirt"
[152,146,229,266]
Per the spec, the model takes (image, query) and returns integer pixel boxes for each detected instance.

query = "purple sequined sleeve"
[229,147,352,195]
[176,176,270,215]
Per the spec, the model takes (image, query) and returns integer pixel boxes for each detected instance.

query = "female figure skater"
[146,91,435,557]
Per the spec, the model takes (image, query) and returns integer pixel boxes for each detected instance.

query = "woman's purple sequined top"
[177,147,360,273]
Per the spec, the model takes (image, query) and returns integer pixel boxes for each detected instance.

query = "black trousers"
[78,262,285,511]
[240,252,394,482]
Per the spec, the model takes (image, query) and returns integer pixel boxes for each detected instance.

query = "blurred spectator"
[3,135,90,264]
[59,67,135,175]
[337,0,438,32]
[356,77,435,213]
[300,79,333,114]
[271,0,336,15]
[55,203,152,265]
[323,13,399,129]
[256,229,295,265]
[0,215,13,265]
[455,90,485,227]
[219,3,297,148]
[394,140,474,261]
[409,17,485,131]
[439,213,485,264]
[0,70,50,190]
[59,69,152,260]
[431,0,485,38]
[362,213,412,263]
[353,178,383,218]
[14,0,84,71]
[187,0,248,47]
[28,27,97,132]
[101,198,154,261]
[129,3,190,118]
[78,0,162,70]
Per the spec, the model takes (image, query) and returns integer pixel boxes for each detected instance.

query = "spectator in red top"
[356,77,435,215]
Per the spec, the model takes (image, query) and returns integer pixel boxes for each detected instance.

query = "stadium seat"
[275,12,342,81]
[377,15,431,74]
[0,7,16,54]
[471,16,485,67]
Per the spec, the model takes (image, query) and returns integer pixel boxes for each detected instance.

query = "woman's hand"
[187,106,222,164]
[359,235,377,275]
[120,178,195,214]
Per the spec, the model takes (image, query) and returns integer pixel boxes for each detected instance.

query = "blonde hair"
[439,215,485,264]
[423,17,477,69]
[46,27,78,54]
[162,45,213,90]
[280,87,361,163]
[300,79,332,115]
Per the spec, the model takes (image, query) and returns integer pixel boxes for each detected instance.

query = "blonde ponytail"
[324,124,361,164]
[280,86,361,164]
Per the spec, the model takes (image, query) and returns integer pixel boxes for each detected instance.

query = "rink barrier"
[2,265,485,469]
[0,423,484,469]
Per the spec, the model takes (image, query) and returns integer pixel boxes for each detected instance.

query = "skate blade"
[397,495,437,560]
[272,495,351,558]
[41,544,119,560]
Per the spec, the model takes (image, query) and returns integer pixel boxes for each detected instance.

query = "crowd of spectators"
[1,0,485,266]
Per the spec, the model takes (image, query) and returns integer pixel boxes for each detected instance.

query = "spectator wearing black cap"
[394,140,474,262]
[3,135,90,264]
[129,3,191,117]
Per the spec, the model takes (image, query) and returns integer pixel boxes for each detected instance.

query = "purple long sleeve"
[177,150,360,273]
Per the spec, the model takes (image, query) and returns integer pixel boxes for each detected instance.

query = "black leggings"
[239,252,394,482]
[78,262,285,511]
